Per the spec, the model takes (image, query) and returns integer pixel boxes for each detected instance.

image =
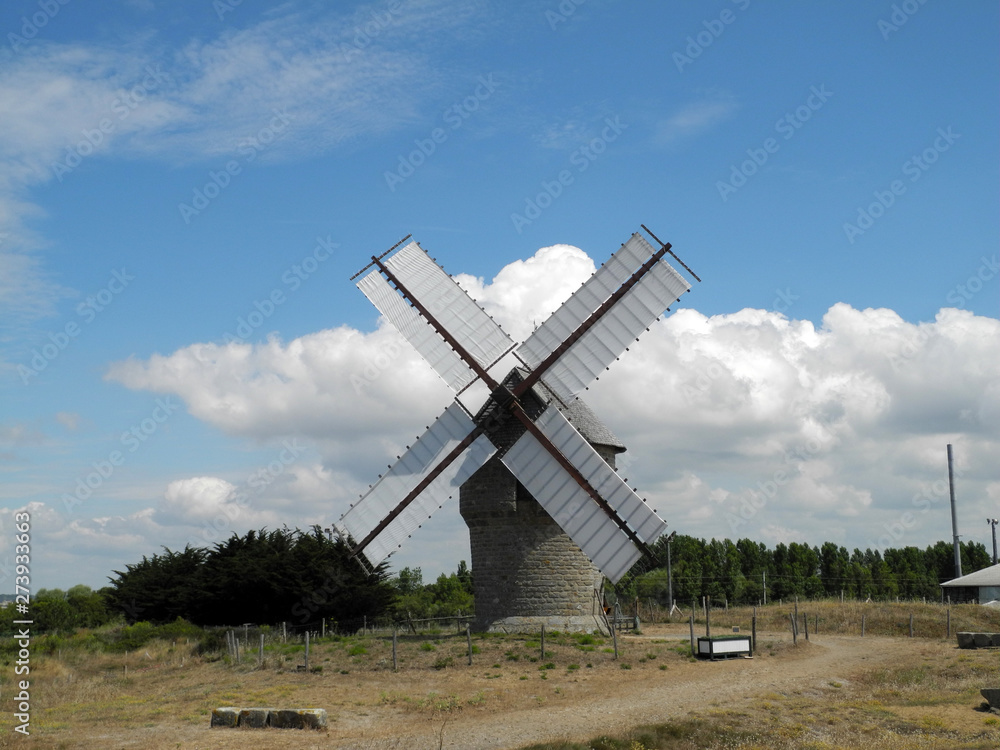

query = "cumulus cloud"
[5,243,997,587]
[454,243,595,340]
[102,244,1000,562]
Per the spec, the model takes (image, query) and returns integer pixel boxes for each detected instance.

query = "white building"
[940,563,1000,603]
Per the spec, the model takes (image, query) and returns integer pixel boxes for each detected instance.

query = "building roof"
[525,370,626,452]
[940,563,1000,588]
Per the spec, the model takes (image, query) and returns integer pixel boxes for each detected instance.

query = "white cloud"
[103,244,1000,563]
[454,243,595,341]
[655,92,738,146]
[160,476,238,522]
[55,411,80,431]
[4,243,998,588]
[0,1,480,328]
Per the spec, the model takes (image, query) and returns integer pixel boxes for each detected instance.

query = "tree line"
[2,529,990,634]
[626,536,991,606]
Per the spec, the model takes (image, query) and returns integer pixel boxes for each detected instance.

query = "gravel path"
[338,633,912,750]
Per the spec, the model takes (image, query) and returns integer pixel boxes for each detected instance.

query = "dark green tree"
[107,545,207,623]
[107,527,393,628]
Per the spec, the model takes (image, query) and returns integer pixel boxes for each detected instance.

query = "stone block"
[270,708,328,729]
[297,709,328,730]
[210,707,240,728]
[237,707,273,728]
[212,707,327,730]
[982,689,1000,709]
[957,632,976,648]
[973,633,993,648]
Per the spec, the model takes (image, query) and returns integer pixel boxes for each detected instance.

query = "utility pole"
[948,444,962,578]
[988,519,998,565]
[665,531,677,611]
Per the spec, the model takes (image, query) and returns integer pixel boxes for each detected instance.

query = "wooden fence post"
[909,613,914,638]
[689,611,695,657]
[751,607,757,656]
[804,612,809,641]
[789,613,797,644]
[304,630,310,672]
[392,628,398,672]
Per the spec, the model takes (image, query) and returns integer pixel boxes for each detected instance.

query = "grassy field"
[0,601,997,749]
[658,598,998,639]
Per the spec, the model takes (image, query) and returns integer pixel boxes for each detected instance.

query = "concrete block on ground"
[982,689,1000,709]
[271,708,328,729]
[212,707,327,730]
[973,633,993,648]
[957,632,1000,649]
[237,707,273,728]
[210,707,240,728]
[296,709,328,730]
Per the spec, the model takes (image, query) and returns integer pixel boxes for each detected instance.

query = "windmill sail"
[517,233,655,368]
[501,404,667,582]
[531,256,690,403]
[345,227,698,583]
[533,405,667,543]
[357,270,476,392]
[334,403,497,566]
[384,242,515,374]
[501,435,641,583]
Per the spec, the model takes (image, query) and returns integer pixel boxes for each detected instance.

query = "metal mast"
[948,444,962,578]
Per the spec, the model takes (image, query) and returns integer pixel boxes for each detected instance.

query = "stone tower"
[460,371,625,634]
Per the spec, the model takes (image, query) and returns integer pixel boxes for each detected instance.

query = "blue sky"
[1,0,998,591]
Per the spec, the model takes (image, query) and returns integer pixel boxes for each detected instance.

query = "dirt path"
[338,632,914,749]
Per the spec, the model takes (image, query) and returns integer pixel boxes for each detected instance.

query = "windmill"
[337,226,699,632]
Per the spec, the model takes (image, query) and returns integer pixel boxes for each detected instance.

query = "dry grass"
[518,648,1000,750]
[663,599,1000,639]
[0,603,997,749]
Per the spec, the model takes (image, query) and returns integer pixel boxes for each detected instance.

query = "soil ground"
[3,623,998,749]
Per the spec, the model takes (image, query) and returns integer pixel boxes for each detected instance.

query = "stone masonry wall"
[460,445,619,633]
